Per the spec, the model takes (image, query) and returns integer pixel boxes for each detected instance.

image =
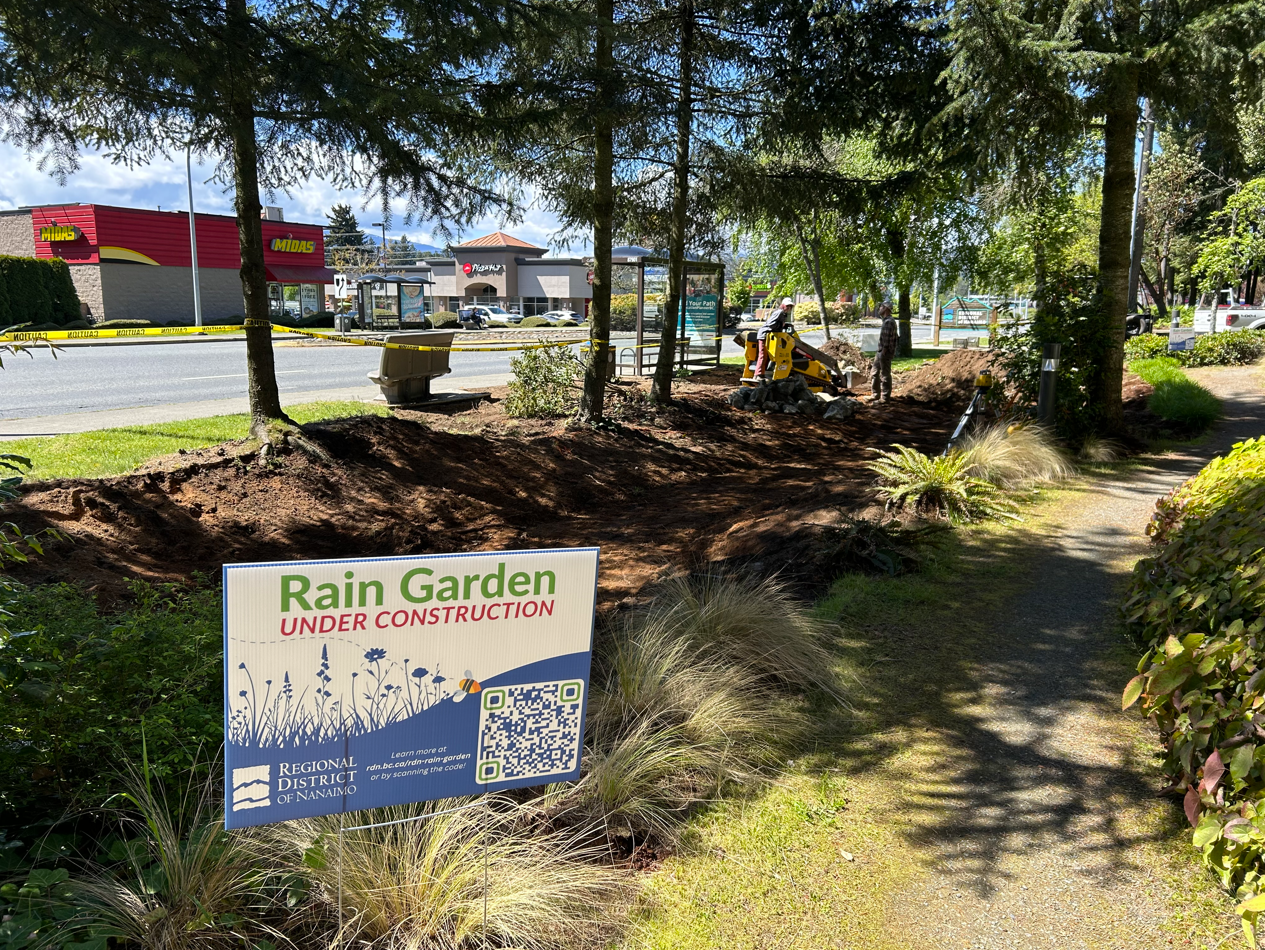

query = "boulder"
[822,397,862,421]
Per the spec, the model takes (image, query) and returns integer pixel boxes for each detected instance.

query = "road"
[0,322,961,432]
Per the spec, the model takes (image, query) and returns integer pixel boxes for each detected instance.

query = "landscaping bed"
[6,368,964,604]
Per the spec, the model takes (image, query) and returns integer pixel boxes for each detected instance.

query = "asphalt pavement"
[0,322,968,437]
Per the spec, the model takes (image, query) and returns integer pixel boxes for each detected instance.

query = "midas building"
[423,231,594,317]
[0,203,332,323]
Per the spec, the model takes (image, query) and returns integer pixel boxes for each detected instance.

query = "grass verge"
[1129,357,1222,430]
[3,400,388,480]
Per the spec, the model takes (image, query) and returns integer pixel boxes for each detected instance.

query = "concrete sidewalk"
[0,373,510,439]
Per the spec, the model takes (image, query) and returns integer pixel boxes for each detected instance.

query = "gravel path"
[890,364,1265,949]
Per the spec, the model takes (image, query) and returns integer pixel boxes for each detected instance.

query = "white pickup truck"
[1193,289,1265,332]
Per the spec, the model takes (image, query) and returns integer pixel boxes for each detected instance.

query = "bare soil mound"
[898,349,1001,405]
[818,339,866,370]
[7,369,962,603]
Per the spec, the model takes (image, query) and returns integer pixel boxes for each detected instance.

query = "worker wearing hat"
[753,296,795,380]
[872,303,897,403]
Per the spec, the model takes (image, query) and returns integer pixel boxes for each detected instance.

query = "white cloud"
[0,143,592,256]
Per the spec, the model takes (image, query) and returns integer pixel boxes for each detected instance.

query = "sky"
[0,142,586,255]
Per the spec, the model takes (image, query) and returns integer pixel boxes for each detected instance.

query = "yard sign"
[223,548,599,829]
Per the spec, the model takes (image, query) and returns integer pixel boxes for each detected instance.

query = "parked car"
[1193,288,1265,333]
[539,310,577,323]
[470,305,519,324]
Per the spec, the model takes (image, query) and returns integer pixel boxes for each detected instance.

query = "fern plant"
[868,445,1018,523]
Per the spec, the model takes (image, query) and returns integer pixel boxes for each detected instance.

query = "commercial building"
[0,203,331,323]
[419,232,593,315]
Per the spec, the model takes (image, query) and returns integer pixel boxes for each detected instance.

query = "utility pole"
[186,146,203,327]
[1127,99,1155,317]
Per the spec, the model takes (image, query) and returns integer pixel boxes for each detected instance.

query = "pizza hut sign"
[462,262,505,276]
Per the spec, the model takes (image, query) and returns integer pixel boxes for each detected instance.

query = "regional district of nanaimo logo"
[232,765,271,811]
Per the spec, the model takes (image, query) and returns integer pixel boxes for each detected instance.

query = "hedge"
[1125,330,1265,368]
[0,256,81,329]
[1123,437,1265,920]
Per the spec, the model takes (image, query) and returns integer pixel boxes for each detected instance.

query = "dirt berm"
[8,369,964,603]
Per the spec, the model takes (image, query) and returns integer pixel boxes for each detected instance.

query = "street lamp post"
[186,146,203,327]
[372,222,386,268]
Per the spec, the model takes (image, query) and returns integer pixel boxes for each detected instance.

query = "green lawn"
[3,400,388,481]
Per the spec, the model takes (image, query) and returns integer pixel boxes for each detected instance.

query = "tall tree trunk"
[226,0,287,437]
[886,226,912,356]
[650,0,694,404]
[794,215,832,339]
[578,0,615,422]
[1092,21,1139,433]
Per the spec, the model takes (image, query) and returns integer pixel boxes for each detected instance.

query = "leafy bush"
[505,346,580,417]
[991,272,1114,440]
[1130,357,1221,429]
[557,319,579,327]
[43,259,80,324]
[431,310,460,329]
[518,316,554,328]
[868,445,1019,523]
[486,319,508,328]
[1123,333,1171,362]
[0,257,53,327]
[792,301,854,326]
[1122,439,1265,924]
[0,581,223,820]
[203,314,245,327]
[959,424,1075,488]
[1184,329,1265,367]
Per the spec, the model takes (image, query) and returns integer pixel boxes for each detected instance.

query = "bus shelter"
[610,253,725,376]
[355,274,435,331]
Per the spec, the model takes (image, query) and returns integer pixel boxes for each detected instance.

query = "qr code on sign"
[475,680,584,784]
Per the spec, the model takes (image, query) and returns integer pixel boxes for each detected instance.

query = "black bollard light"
[1036,342,1061,425]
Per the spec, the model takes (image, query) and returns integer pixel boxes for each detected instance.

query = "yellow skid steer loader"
[733,327,847,394]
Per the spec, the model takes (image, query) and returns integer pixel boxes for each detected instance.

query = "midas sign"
[39,225,82,242]
[270,237,316,254]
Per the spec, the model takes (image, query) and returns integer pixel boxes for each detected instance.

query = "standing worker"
[872,303,897,404]
[753,296,794,380]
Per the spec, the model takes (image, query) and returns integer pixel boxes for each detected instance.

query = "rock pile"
[727,376,863,420]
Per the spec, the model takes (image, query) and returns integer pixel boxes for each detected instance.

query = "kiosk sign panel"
[682,293,719,348]
[224,548,599,828]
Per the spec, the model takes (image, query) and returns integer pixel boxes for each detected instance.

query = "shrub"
[0,581,223,820]
[958,424,1075,489]
[1122,439,1265,914]
[59,319,91,330]
[518,315,554,328]
[1123,333,1170,362]
[557,319,579,327]
[869,444,1019,523]
[485,319,508,328]
[0,256,53,326]
[203,314,245,327]
[431,310,460,329]
[991,271,1113,440]
[43,258,80,324]
[1130,357,1221,429]
[505,346,580,417]
[1184,329,1265,367]
[611,293,638,332]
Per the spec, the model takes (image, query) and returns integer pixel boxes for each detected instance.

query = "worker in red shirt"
[753,297,794,380]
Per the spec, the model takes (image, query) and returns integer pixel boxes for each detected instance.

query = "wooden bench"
[367,331,455,405]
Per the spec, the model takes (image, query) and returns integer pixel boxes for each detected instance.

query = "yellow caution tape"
[273,325,581,353]
[0,324,247,343]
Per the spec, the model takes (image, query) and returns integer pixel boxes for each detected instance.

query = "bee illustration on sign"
[453,670,482,703]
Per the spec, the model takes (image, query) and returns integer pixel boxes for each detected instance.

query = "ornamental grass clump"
[868,444,1018,524]
[1129,357,1221,429]
[58,764,272,950]
[958,423,1075,489]
[264,797,624,949]
[568,575,825,837]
